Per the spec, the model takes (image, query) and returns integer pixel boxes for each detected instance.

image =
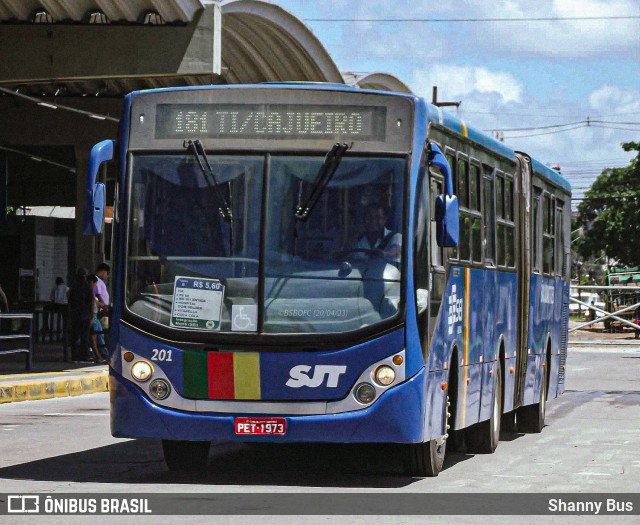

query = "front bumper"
[110,367,426,444]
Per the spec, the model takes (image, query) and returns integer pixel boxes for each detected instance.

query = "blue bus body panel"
[115,325,406,401]
[524,275,570,404]
[110,367,426,444]
[426,266,517,430]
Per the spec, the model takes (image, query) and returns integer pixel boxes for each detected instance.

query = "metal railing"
[569,285,640,334]
[0,313,34,370]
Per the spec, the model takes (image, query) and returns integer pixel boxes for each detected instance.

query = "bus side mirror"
[434,194,459,247]
[429,142,459,248]
[83,140,114,235]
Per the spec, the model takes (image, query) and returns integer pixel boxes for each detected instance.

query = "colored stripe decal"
[461,120,468,137]
[208,352,235,399]
[461,267,471,426]
[233,352,261,400]
[182,350,208,398]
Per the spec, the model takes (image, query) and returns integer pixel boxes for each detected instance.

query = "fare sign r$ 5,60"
[170,276,224,330]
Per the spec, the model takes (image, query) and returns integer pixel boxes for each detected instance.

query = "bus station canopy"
[0,0,410,96]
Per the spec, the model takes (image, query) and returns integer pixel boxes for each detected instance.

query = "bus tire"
[403,391,450,477]
[518,366,547,433]
[467,364,501,454]
[404,438,446,477]
[162,440,211,472]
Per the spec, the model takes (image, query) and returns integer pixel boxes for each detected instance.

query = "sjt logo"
[286,365,347,388]
[448,284,463,335]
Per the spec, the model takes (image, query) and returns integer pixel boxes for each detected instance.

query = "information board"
[169,276,224,330]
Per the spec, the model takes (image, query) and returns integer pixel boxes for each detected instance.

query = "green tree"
[576,142,640,267]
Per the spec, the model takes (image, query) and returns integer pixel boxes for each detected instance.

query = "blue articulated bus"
[85,83,570,476]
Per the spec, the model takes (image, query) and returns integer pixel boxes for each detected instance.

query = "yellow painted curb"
[0,372,109,404]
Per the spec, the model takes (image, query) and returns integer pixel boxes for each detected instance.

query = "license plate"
[234,417,287,436]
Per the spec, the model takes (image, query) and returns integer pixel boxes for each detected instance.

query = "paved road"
[1,344,639,522]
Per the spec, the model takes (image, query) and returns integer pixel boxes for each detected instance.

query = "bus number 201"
[151,348,173,362]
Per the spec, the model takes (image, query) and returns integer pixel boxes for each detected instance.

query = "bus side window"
[555,200,565,277]
[543,193,555,275]
[532,188,542,274]
[469,163,482,264]
[496,172,516,269]
[482,166,496,266]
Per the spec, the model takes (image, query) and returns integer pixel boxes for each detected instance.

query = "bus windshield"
[126,153,405,335]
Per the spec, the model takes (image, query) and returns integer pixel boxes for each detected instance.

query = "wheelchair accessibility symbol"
[232,305,257,331]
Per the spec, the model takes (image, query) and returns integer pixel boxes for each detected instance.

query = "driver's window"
[430,173,444,268]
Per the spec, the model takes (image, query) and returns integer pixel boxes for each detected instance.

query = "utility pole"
[432,86,461,109]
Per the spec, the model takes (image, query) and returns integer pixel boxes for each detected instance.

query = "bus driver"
[351,202,401,261]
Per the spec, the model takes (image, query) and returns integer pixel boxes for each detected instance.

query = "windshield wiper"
[185,139,233,222]
[294,142,350,221]
[184,139,234,253]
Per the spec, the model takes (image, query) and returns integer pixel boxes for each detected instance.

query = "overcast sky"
[270,0,640,206]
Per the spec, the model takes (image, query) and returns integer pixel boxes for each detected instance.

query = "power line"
[503,123,588,139]
[465,110,640,119]
[485,119,640,133]
[560,158,632,165]
[304,15,640,23]
[572,195,640,201]
[502,122,640,139]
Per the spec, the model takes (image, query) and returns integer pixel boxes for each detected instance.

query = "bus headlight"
[355,383,376,404]
[374,365,396,386]
[131,360,153,382]
[149,379,171,400]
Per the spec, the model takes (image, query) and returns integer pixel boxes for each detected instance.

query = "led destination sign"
[155,104,387,141]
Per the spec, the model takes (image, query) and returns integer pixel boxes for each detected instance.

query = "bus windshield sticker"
[231,304,257,331]
[170,276,225,330]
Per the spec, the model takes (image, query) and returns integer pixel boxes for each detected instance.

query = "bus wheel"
[404,393,450,477]
[162,440,211,472]
[518,368,547,433]
[467,365,502,453]
[404,437,446,477]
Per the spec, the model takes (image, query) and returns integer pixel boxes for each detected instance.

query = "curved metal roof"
[342,72,412,94]
[219,0,342,84]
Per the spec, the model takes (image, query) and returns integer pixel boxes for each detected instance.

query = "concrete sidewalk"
[0,342,108,404]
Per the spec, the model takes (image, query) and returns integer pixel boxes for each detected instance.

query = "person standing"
[93,263,110,311]
[50,277,68,306]
[87,274,107,363]
[93,263,111,345]
[67,268,93,362]
[47,276,68,334]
